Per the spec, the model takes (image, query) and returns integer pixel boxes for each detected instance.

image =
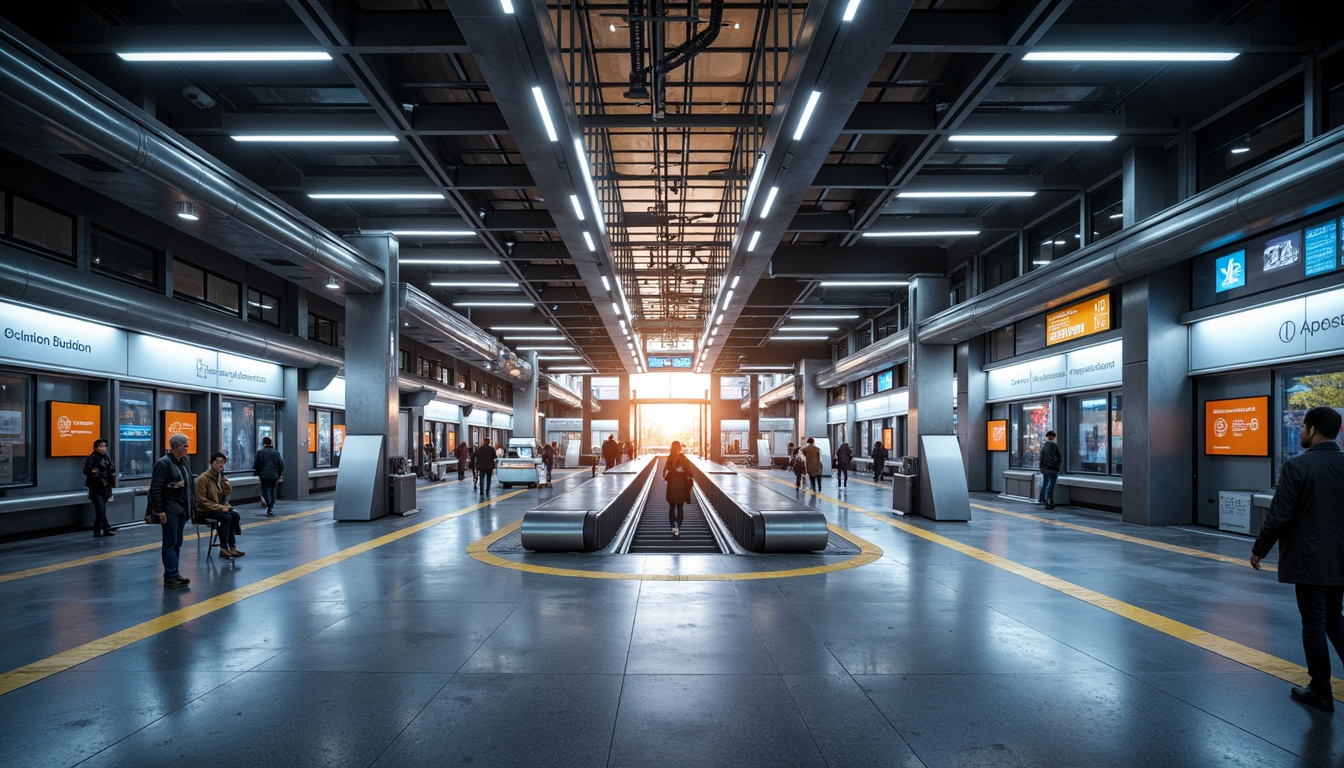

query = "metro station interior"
[4,1,1344,766]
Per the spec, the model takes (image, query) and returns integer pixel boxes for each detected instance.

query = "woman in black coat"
[83,438,116,537]
[663,441,692,537]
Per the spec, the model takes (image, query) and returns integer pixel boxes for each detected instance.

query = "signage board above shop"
[986,340,1123,402]
[1193,206,1343,309]
[1045,294,1112,346]
[1189,284,1344,373]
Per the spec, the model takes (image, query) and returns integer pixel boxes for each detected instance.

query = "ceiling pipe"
[813,331,910,390]
[0,21,383,294]
[402,285,533,382]
[398,376,513,415]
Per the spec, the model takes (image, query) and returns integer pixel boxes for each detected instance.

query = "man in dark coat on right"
[474,438,498,498]
[602,434,621,471]
[1252,406,1344,712]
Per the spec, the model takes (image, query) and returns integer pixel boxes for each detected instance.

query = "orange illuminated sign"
[1046,294,1112,346]
[48,401,101,457]
[882,428,893,451]
[1205,396,1269,456]
[163,410,198,454]
[333,424,346,455]
[447,431,457,452]
[987,420,1008,451]
[308,422,317,453]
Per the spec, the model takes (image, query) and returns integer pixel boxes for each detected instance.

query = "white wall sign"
[465,408,490,427]
[310,376,346,408]
[128,336,281,398]
[854,395,890,420]
[986,340,1123,401]
[215,352,283,398]
[827,405,848,424]
[424,400,461,422]
[491,412,513,430]
[0,302,128,376]
[547,418,582,431]
[1190,286,1344,373]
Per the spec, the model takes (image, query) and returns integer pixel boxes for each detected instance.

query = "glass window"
[0,373,34,487]
[310,315,338,347]
[118,387,154,478]
[11,196,73,258]
[257,403,277,452]
[1279,368,1344,480]
[91,228,157,286]
[1067,394,1110,473]
[221,399,257,472]
[1197,74,1304,191]
[989,325,1015,362]
[1027,206,1081,272]
[982,240,1018,291]
[1325,48,1344,133]
[0,190,7,233]
[246,288,280,327]
[720,377,747,400]
[1110,393,1123,475]
[1089,179,1123,242]
[207,273,240,313]
[173,260,206,300]
[1009,398,1052,469]
[316,410,333,468]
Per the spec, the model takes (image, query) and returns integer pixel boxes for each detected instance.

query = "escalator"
[626,457,722,554]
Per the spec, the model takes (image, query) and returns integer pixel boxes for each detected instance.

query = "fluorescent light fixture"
[491,326,556,331]
[746,152,767,201]
[388,229,475,237]
[618,318,626,328]
[504,336,566,341]
[177,202,199,221]
[326,276,340,290]
[819,280,909,287]
[897,190,1036,198]
[601,275,611,291]
[517,346,574,351]
[232,134,396,143]
[612,302,621,316]
[530,87,559,142]
[710,327,718,336]
[549,367,593,372]
[1032,260,1051,266]
[246,301,274,309]
[400,258,499,265]
[948,134,1116,143]
[770,336,830,341]
[760,186,780,218]
[454,301,534,307]
[430,281,518,288]
[731,275,740,289]
[1053,240,1068,246]
[500,0,515,12]
[862,230,980,237]
[740,365,795,371]
[118,51,331,62]
[308,192,443,200]
[716,314,725,326]
[1107,213,1124,220]
[724,289,734,307]
[583,231,596,251]
[569,194,585,220]
[842,0,862,21]
[779,326,839,332]
[1230,146,1251,154]
[1024,51,1239,62]
[747,230,762,252]
[793,90,822,141]
[574,139,605,233]
[789,313,859,320]
[538,355,583,360]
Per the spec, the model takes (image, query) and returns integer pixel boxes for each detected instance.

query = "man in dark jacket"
[1038,430,1062,509]
[871,441,889,482]
[474,438,498,497]
[834,441,853,489]
[602,435,621,470]
[1252,406,1344,712]
[253,436,284,516]
[149,433,194,588]
[83,438,116,537]
[455,439,471,482]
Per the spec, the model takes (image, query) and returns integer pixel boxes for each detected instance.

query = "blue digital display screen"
[876,370,893,392]
[647,356,670,368]
[119,423,151,442]
[1305,220,1338,277]
[671,356,693,368]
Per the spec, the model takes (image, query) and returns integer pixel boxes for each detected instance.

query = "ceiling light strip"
[793,91,822,141]
[574,139,605,233]
[1023,51,1238,62]
[530,87,559,142]
[118,51,331,62]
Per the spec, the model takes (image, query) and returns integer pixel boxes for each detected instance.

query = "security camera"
[181,85,215,109]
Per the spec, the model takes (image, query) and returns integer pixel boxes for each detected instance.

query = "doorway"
[636,402,703,457]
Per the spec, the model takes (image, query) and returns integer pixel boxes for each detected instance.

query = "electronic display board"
[48,401,100,458]
[162,410,198,454]
[1205,396,1269,456]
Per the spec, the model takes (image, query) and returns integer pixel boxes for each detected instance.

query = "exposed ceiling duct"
[813,331,910,390]
[398,376,513,416]
[0,20,382,295]
[402,286,533,382]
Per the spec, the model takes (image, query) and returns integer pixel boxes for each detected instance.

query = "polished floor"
[1,465,1341,767]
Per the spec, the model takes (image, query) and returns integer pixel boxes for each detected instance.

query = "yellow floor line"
[761,474,1335,698]
[970,501,1274,572]
[466,520,882,581]
[0,506,333,584]
[0,487,530,697]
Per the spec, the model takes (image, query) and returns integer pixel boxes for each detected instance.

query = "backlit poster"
[1215,250,1246,292]
[333,424,346,458]
[987,420,1008,451]
[1305,220,1338,277]
[1046,294,1111,346]
[1205,396,1269,456]
[1262,232,1301,273]
[308,422,316,453]
[48,401,100,457]
[162,410,198,454]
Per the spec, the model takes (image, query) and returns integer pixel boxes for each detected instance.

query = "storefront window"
[0,373,34,487]
[1279,368,1344,479]
[1067,395,1109,473]
[316,410,333,468]
[1110,393,1123,475]
[221,400,254,472]
[118,387,154,478]
[1010,399,1052,468]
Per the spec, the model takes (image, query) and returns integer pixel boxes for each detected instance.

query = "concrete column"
[580,375,592,453]
[341,233,400,519]
[512,351,539,440]
[957,337,989,491]
[617,375,631,447]
[907,276,954,458]
[1123,146,1167,227]
[747,374,760,464]
[1122,265,1192,526]
[280,367,309,501]
[795,359,828,441]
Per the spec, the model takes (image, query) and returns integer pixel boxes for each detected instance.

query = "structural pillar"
[747,374,760,464]
[795,359,828,442]
[1123,146,1166,227]
[908,276,955,516]
[617,375,632,448]
[579,375,592,454]
[512,351,539,441]
[1122,264,1192,526]
[956,336,989,491]
[341,233,400,520]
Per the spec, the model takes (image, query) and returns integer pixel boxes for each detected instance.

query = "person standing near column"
[802,438,823,493]
[475,438,498,498]
[1251,406,1344,712]
[149,434,194,588]
[542,440,555,485]
[871,441,889,482]
[455,438,471,482]
[834,440,852,489]
[83,438,115,537]
[1039,430,1062,509]
[253,436,284,516]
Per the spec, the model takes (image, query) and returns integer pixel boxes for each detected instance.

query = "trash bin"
[389,473,418,516]
[892,472,917,516]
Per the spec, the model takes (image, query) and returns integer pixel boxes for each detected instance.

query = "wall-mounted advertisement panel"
[987,340,1123,402]
[162,410,198,454]
[307,422,316,453]
[1046,294,1112,346]
[826,405,848,424]
[48,401,100,457]
[1189,285,1344,373]
[876,370,894,392]
[987,419,1008,451]
[1193,208,1344,309]
[0,301,128,377]
[1205,396,1269,456]
[127,337,282,399]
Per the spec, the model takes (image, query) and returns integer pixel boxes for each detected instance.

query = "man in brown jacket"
[195,451,244,558]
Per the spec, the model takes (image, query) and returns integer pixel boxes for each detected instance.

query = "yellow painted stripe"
[970,501,1275,572]
[761,473,1337,699]
[466,520,882,581]
[0,487,531,697]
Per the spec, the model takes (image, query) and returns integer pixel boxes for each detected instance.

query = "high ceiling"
[4,0,1334,377]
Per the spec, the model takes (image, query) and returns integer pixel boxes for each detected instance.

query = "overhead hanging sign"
[1046,294,1112,346]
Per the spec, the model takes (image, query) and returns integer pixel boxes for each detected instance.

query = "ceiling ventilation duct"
[625,0,724,115]
[402,285,533,382]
